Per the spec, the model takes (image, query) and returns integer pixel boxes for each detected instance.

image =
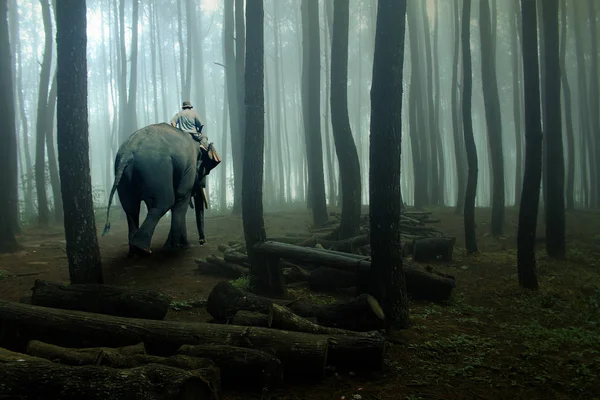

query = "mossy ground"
[0,205,598,399]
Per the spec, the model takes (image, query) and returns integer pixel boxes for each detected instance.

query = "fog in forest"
[5,0,595,223]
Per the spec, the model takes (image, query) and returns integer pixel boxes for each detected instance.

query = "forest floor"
[0,205,599,400]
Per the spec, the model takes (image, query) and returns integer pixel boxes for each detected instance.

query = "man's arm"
[170,113,179,128]
[195,115,204,133]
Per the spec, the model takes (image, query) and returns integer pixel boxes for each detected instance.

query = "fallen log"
[195,256,248,279]
[207,281,385,332]
[0,358,219,400]
[29,279,172,320]
[254,241,456,301]
[412,237,455,262]
[178,344,283,388]
[0,300,335,376]
[222,251,249,265]
[0,347,51,363]
[25,340,146,365]
[25,340,218,372]
[228,310,270,327]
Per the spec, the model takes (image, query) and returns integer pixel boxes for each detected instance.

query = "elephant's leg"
[131,192,174,254]
[193,192,205,245]
[164,197,190,250]
[117,182,141,257]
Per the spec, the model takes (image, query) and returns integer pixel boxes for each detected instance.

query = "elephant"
[102,123,219,256]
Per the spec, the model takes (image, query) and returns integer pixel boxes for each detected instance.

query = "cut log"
[25,340,146,365]
[228,311,270,327]
[195,258,248,279]
[0,358,219,400]
[207,281,385,332]
[0,300,334,377]
[222,251,249,265]
[412,237,455,262]
[308,267,356,292]
[25,340,218,372]
[29,279,172,320]
[177,344,283,388]
[254,241,456,301]
[0,347,51,363]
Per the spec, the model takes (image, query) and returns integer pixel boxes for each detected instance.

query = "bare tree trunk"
[479,0,505,236]
[56,0,103,283]
[233,0,246,215]
[511,0,524,206]
[329,0,361,239]
[559,0,575,211]
[542,0,565,259]
[0,0,20,253]
[301,0,328,226]
[368,0,409,330]
[462,0,478,254]
[587,0,600,208]
[35,0,53,226]
[45,72,63,223]
[451,0,466,214]
[517,0,541,290]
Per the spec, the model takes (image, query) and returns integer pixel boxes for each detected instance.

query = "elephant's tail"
[102,154,133,236]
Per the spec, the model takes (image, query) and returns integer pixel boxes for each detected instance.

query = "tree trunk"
[511,0,524,206]
[462,0,478,254]
[45,72,64,222]
[243,0,284,296]
[451,0,466,214]
[301,0,328,227]
[0,1,20,253]
[586,0,600,208]
[368,0,410,330]
[56,0,103,284]
[559,0,575,211]
[516,0,542,290]
[35,0,53,227]
[329,0,361,239]
[542,0,565,259]
[479,0,505,236]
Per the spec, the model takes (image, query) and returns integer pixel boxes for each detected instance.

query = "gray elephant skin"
[102,123,208,255]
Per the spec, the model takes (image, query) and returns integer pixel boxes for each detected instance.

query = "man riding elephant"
[102,122,220,255]
[170,100,208,149]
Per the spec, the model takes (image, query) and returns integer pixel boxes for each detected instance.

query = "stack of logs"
[0,279,389,398]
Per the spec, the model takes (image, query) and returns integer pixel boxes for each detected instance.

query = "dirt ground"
[1,205,599,400]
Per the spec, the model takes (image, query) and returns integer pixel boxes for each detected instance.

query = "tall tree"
[223,0,243,215]
[242,0,283,295]
[0,1,20,253]
[329,0,361,240]
[369,0,409,330]
[301,0,328,227]
[517,0,542,290]
[233,0,246,215]
[56,0,103,284]
[35,0,54,226]
[462,0,478,254]
[542,0,565,258]
[587,0,600,208]
[451,0,466,214]
[479,0,505,236]
[511,0,524,205]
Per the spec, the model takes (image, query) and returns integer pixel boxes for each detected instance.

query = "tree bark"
[542,0,565,259]
[479,0,505,236]
[516,0,542,290]
[178,344,283,388]
[35,0,53,227]
[56,0,103,284]
[462,0,478,254]
[0,1,20,253]
[329,0,361,239]
[25,340,146,365]
[301,0,329,227]
[29,280,172,320]
[0,357,218,400]
[451,0,466,214]
[242,0,285,296]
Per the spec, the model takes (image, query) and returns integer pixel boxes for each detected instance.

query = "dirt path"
[0,210,310,303]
